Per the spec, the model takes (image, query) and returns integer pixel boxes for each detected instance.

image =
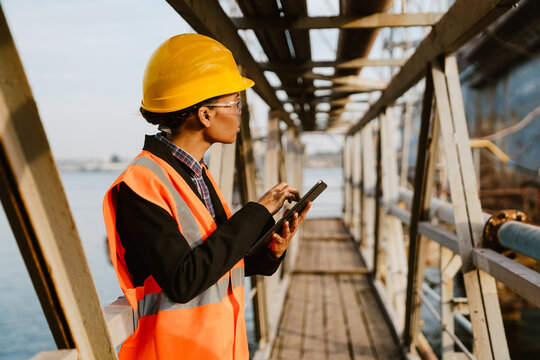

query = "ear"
[197,106,213,128]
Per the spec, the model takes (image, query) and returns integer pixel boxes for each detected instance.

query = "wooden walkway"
[270,219,402,360]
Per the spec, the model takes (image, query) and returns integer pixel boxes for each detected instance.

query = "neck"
[166,130,210,162]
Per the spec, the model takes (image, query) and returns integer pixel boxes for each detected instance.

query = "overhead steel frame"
[165,0,298,132]
[342,0,535,359]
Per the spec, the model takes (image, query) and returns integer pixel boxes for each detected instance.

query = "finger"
[292,211,299,228]
[298,202,312,221]
[282,221,290,238]
[287,186,301,201]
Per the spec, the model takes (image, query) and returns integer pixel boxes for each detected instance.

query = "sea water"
[0,167,343,359]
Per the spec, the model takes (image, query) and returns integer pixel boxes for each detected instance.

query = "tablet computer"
[248,180,327,255]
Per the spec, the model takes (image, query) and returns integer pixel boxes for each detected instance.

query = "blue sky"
[2,0,196,160]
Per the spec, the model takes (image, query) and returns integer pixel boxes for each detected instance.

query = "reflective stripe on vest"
[137,266,245,318]
[131,156,203,248]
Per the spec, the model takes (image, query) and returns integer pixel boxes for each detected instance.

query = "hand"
[257,182,300,215]
[267,202,312,258]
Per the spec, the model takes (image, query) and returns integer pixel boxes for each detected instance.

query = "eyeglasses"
[204,97,242,115]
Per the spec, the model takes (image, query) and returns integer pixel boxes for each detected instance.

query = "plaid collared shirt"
[155,133,216,219]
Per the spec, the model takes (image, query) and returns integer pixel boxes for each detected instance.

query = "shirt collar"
[155,133,206,177]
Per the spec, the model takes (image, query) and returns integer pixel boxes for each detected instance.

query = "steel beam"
[230,13,443,30]
[165,0,297,132]
[347,0,519,135]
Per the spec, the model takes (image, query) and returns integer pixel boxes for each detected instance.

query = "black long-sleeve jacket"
[114,136,283,303]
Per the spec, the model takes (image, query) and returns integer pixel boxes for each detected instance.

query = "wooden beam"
[402,67,435,349]
[337,57,406,69]
[165,0,297,132]
[0,6,116,358]
[259,58,404,71]
[347,0,519,135]
[230,13,444,30]
[433,56,509,359]
[103,297,134,348]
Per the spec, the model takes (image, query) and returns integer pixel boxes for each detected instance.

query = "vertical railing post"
[343,136,352,227]
[432,56,509,359]
[380,107,407,334]
[351,132,362,243]
[284,128,302,269]
[236,82,258,203]
[261,110,284,341]
[209,141,236,204]
[400,94,414,188]
[403,66,438,351]
[373,118,384,281]
[361,122,377,271]
[440,247,462,359]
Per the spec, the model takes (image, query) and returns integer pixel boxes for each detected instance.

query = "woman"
[103,33,310,359]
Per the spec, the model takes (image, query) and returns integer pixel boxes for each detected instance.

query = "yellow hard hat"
[141,33,255,113]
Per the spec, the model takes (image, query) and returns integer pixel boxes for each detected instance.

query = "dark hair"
[140,95,222,129]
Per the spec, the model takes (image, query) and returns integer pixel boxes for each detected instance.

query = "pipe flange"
[482,210,532,252]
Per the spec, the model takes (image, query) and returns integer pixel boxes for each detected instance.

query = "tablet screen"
[248,180,327,255]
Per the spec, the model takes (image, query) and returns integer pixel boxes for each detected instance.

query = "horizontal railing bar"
[369,190,540,305]
[472,248,540,308]
[30,350,78,360]
[376,187,540,260]
[103,297,134,348]
[418,222,461,254]
[421,283,473,335]
[292,268,370,275]
[388,203,411,225]
[498,221,540,262]
[417,291,475,360]
[398,187,491,225]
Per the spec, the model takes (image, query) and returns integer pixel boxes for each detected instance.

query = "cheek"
[208,116,238,142]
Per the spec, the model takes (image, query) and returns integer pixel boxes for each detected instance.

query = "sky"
[1,0,436,160]
[1,0,380,161]
[1,0,197,160]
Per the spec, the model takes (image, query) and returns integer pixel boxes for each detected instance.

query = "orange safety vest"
[103,150,248,360]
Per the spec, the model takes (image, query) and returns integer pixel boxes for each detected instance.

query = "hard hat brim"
[141,76,255,114]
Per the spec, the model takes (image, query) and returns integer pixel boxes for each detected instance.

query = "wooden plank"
[293,269,369,275]
[347,0,518,135]
[165,0,296,130]
[323,275,350,360]
[0,7,116,359]
[302,275,326,359]
[338,275,376,360]
[230,13,443,30]
[274,275,307,360]
[352,276,401,359]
